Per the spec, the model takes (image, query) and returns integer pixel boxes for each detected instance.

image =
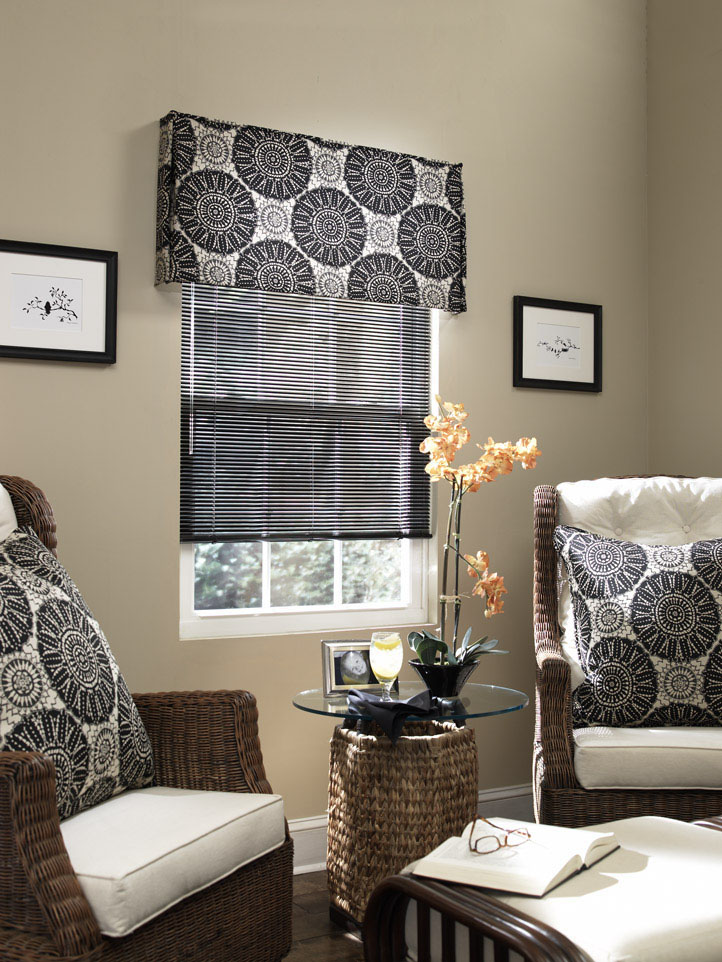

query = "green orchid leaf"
[414,635,444,665]
[446,649,459,666]
[408,631,424,652]
[461,627,472,652]
[478,638,498,651]
[462,643,483,660]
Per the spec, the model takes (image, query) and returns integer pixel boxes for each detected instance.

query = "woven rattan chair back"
[0,475,57,553]
[533,475,722,827]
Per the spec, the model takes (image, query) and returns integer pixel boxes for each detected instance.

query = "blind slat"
[180,283,432,543]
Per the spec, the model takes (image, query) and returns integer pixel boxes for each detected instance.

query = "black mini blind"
[180,284,432,543]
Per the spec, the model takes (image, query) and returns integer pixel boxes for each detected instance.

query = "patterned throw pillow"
[554,525,722,728]
[0,527,154,817]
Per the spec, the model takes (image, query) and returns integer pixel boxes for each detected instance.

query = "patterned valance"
[155,110,466,313]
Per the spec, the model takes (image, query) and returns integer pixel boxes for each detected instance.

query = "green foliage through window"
[194,542,262,610]
[193,539,403,611]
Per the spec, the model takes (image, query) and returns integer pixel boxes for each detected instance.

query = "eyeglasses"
[467,814,531,855]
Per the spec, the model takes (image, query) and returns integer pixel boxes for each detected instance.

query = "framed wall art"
[0,239,117,363]
[513,295,601,392]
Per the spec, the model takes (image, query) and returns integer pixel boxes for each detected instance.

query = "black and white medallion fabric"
[0,527,154,818]
[555,525,722,728]
[156,110,467,313]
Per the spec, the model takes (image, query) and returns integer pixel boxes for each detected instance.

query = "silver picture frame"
[321,640,385,697]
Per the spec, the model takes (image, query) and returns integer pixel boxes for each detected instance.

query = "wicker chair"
[0,475,293,962]
[533,477,722,827]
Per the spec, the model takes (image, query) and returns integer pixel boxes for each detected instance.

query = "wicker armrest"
[363,874,593,962]
[0,752,101,958]
[133,689,274,795]
[535,650,577,789]
[0,475,57,555]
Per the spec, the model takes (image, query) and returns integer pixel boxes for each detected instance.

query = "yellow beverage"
[370,632,403,694]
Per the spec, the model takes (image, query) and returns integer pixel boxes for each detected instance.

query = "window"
[179,284,437,639]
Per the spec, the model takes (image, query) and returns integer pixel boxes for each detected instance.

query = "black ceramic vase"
[409,660,480,698]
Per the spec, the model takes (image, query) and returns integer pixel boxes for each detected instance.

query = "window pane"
[342,540,402,604]
[194,542,262,610]
[270,541,334,607]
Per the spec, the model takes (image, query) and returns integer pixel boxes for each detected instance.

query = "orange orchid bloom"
[418,398,539,633]
[464,550,490,579]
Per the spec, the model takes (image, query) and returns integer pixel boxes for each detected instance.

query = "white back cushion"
[0,483,18,541]
[556,477,722,686]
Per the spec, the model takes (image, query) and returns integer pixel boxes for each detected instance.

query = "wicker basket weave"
[327,720,478,922]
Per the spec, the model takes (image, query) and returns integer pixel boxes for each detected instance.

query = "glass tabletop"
[292,682,528,722]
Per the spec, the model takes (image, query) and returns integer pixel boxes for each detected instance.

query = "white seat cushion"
[406,817,722,962]
[0,483,18,541]
[556,477,722,684]
[60,786,285,938]
[573,726,722,788]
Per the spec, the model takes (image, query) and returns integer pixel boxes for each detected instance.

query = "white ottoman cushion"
[495,817,722,962]
[573,726,722,788]
[60,786,285,937]
[406,817,722,962]
[0,483,18,541]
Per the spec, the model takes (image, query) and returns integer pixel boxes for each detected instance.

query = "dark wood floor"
[288,871,364,962]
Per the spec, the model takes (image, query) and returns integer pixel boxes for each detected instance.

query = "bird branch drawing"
[23,286,79,325]
[537,335,580,358]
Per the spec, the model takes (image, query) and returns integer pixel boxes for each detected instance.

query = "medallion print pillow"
[0,527,154,817]
[554,525,722,727]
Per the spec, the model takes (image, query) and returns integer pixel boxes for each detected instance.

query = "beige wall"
[648,1,722,476]
[0,0,648,818]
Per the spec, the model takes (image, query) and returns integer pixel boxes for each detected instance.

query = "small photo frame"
[322,640,397,697]
[0,238,117,364]
[513,295,601,392]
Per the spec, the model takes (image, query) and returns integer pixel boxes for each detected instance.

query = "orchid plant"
[408,397,540,667]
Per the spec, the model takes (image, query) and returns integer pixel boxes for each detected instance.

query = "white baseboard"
[289,783,533,875]
[289,814,328,875]
[477,782,532,803]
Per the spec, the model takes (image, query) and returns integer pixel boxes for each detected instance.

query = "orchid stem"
[452,494,462,650]
[439,481,456,652]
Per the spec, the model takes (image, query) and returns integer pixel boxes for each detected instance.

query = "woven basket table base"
[327,720,478,923]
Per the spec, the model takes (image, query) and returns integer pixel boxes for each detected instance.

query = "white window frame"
[180,537,436,639]
[179,310,439,640]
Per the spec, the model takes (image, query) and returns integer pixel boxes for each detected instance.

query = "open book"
[411,818,619,897]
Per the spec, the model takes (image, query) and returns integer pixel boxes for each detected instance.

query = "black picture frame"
[513,295,602,392]
[0,239,117,364]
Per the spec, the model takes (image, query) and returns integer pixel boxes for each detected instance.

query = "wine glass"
[370,631,404,700]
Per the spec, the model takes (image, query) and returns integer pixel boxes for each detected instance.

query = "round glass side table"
[292,682,529,927]
[293,681,528,725]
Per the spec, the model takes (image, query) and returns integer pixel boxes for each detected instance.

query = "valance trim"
[156,109,466,313]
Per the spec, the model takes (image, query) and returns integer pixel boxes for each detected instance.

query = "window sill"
[180,604,433,640]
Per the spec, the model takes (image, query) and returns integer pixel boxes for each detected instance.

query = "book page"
[413,832,580,897]
[462,818,618,866]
